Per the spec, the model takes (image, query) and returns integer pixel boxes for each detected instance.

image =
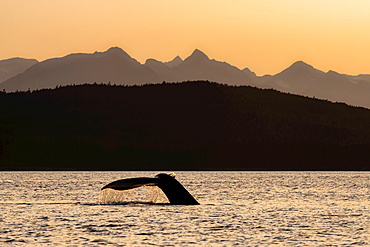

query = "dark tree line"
[1,81,370,170]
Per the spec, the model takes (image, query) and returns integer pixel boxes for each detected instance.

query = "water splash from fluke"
[99,185,169,205]
[100,173,199,205]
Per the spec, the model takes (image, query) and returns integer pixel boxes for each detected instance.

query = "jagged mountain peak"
[94,47,132,59]
[106,46,124,52]
[99,47,131,58]
[242,68,256,77]
[326,70,341,75]
[165,56,183,68]
[104,46,126,55]
[279,60,324,76]
[186,49,209,61]
[289,60,314,70]
[173,55,183,61]
[0,47,159,92]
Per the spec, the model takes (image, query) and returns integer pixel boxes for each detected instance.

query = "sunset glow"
[2,0,370,75]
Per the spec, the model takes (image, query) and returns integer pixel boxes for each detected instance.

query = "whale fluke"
[101,173,199,205]
[101,177,158,191]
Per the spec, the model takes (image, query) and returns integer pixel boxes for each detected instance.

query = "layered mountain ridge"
[1,47,370,108]
[0,58,39,84]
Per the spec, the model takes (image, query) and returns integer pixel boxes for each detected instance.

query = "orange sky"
[1,0,370,75]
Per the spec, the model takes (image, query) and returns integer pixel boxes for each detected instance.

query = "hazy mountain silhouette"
[173,49,255,84]
[242,67,256,78]
[346,74,370,84]
[0,58,38,84]
[2,47,370,108]
[144,58,180,82]
[2,47,256,91]
[145,49,258,84]
[255,61,326,91]
[0,47,159,91]
[253,61,370,108]
[164,56,183,68]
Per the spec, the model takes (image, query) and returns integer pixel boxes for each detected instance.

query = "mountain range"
[1,47,370,108]
[0,58,38,84]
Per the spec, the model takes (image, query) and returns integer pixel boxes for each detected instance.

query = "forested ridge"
[1,81,370,170]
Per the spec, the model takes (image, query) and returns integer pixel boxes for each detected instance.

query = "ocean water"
[0,171,369,246]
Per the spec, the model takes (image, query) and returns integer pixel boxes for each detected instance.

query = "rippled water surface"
[1,171,369,246]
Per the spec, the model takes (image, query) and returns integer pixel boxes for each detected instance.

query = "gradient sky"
[2,0,370,75]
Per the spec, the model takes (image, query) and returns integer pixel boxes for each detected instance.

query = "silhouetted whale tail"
[101,173,199,205]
